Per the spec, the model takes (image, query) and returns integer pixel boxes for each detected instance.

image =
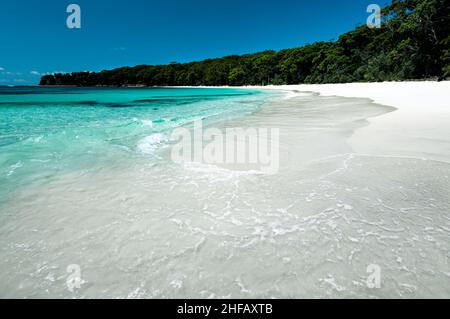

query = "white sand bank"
[250,81,450,161]
[1,83,450,298]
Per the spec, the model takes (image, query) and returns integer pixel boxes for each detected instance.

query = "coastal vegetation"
[40,0,450,86]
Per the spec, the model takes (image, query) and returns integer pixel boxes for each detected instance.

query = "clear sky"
[0,0,386,85]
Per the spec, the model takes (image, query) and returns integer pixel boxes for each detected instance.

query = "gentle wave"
[137,133,169,155]
[0,87,274,200]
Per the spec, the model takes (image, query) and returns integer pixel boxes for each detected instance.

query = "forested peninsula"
[40,0,450,87]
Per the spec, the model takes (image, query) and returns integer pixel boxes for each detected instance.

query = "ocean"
[0,86,271,204]
[1,86,449,298]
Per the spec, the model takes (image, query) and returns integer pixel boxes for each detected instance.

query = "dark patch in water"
[133,98,180,103]
[132,93,249,104]
[77,101,101,105]
[0,101,134,108]
[103,103,135,108]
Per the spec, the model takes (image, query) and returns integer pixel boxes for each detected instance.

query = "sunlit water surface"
[0,87,449,298]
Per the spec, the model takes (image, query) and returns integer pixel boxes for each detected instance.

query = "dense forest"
[40,0,450,86]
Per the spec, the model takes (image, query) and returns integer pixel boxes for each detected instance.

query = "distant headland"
[40,0,450,87]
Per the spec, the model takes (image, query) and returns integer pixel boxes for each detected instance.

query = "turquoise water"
[0,87,271,202]
[2,87,450,299]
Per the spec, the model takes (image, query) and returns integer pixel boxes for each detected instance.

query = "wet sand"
[1,87,450,298]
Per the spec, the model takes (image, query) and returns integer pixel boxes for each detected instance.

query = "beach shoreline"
[1,83,450,298]
[237,81,450,163]
[176,80,450,162]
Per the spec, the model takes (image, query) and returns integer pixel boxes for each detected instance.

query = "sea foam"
[137,133,168,154]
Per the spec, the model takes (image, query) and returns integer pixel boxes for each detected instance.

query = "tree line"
[40,0,450,87]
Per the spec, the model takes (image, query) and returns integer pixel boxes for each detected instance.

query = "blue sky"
[0,0,386,85]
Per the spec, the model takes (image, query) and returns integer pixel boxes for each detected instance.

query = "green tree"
[228,67,246,86]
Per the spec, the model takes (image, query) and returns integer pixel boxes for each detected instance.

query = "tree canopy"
[40,0,450,87]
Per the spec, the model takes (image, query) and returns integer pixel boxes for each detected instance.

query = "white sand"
[248,81,450,161]
[1,82,450,298]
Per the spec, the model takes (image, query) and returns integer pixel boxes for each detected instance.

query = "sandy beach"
[248,81,450,162]
[1,82,450,298]
[3,0,450,305]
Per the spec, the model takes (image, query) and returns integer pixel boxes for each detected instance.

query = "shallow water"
[0,88,449,298]
[0,87,270,203]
